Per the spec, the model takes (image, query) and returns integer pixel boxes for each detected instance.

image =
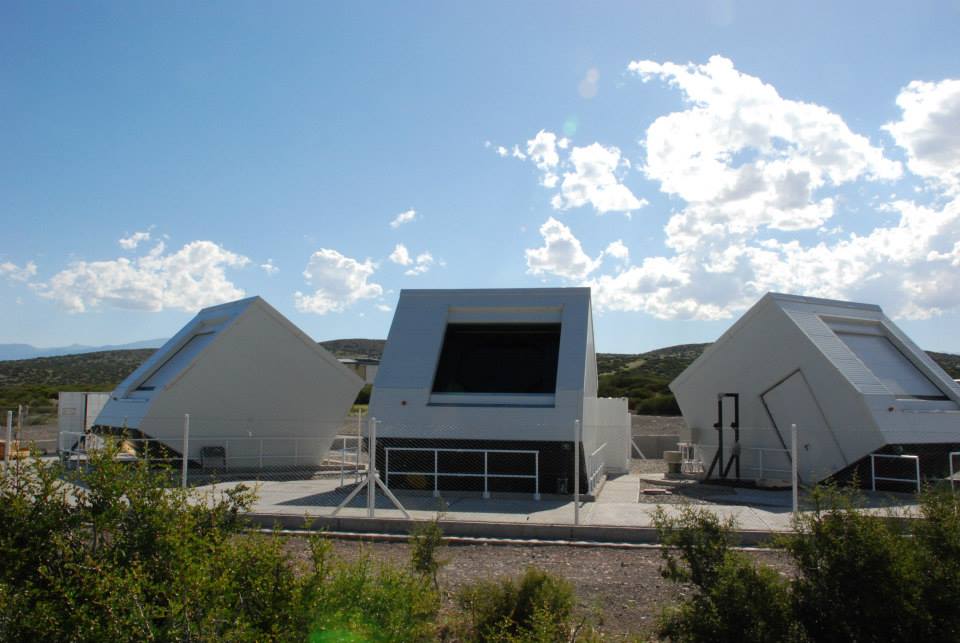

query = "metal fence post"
[181,413,190,488]
[791,423,798,515]
[367,416,377,518]
[574,419,581,526]
[4,410,11,466]
[356,410,362,484]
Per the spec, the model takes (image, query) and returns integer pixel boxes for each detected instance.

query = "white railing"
[870,453,921,492]
[383,447,540,500]
[587,442,607,494]
[949,451,960,491]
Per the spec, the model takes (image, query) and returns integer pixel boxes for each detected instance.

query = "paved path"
[193,472,883,543]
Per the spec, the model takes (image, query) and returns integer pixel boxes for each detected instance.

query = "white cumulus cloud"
[388,243,412,266]
[513,57,960,321]
[118,231,151,250]
[294,249,383,314]
[884,78,960,194]
[525,217,602,280]
[38,241,249,313]
[405,252,434,276]
[389,209,417,228]
[0,260,37,283]
[551,143,648,213]
[260,259,279,276]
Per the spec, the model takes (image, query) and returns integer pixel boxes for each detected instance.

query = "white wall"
[583,396,630,474]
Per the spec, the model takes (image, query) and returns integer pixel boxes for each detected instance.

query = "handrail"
[870,453,920,492]
[587,442,607,494]
[384,446,540,500]
[949,451,960,491]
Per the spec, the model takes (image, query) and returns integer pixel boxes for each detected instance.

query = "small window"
[432,323,561,394]
[835,331,947,400]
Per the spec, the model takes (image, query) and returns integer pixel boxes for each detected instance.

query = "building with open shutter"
[370,288,630,496]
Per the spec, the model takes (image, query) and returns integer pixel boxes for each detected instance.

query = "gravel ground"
[631,415,685,436]
[285,538,792,639]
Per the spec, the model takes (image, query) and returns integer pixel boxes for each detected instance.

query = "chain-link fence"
[8,409,956,531]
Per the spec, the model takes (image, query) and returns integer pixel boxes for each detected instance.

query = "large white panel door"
[762,371,848,484]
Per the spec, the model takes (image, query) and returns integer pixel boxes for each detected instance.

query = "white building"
[58,392,109,450]
[370,288,630,496]
[94,296,363,469]
[670,293,960,485]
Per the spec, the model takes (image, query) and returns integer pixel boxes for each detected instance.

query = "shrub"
[654,489,960,643]
[786,486,934,643]
[409,516,446,590]
[0,443,438,642]
[455,567,575,642]
[653,506,799,643]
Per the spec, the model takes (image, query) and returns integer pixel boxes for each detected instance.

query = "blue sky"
[2,1,960,353]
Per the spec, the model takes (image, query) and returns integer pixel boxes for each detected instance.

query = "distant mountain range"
[0,339,168,362]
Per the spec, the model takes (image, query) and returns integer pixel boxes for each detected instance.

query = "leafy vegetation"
[654,486,960,643]
[0,445,439,642]
[454,567,579,642]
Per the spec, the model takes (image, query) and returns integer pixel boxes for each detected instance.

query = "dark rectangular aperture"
[432,323,561,394]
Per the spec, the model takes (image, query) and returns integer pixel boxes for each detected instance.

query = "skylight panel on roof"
[833,330,946,400]
[133,331,217,394]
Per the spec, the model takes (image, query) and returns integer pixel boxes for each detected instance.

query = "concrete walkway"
[192,472,910,544]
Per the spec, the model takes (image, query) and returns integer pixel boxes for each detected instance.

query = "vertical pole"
[436,450,442,498]
[181,414,190,488]
[574,419,581,526]
[4,411,11,466]
[482,451,488,499]
[356,409,362,484]
[791,423,798,515]
[534,451,540,500]
[915,457,921,493]
[367,417,376,518]
[871,455,876,492]
[340,437,346,487]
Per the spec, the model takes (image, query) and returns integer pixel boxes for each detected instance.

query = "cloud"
[513,57,960,321]
[525,217,602,280]
[578,67,599,99]
[604,240,630,263]
[526,130,561,187]
[630,56,900,236]
[260,259,279,276]
[405,252,434,276]
[0,260,37,283]
[551,143,648,213]
[118,231,151,250]
[388,243,412,266]
[884,78,960,194]
[38,241,249,313]
[389,209,417,228]
[294,249,383,314]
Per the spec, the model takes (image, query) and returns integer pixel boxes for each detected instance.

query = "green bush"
[654,489,960,643]
[654,506,799,643]
[409,516,446,590]
[0,444,438,642]
[455,567,575,642]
